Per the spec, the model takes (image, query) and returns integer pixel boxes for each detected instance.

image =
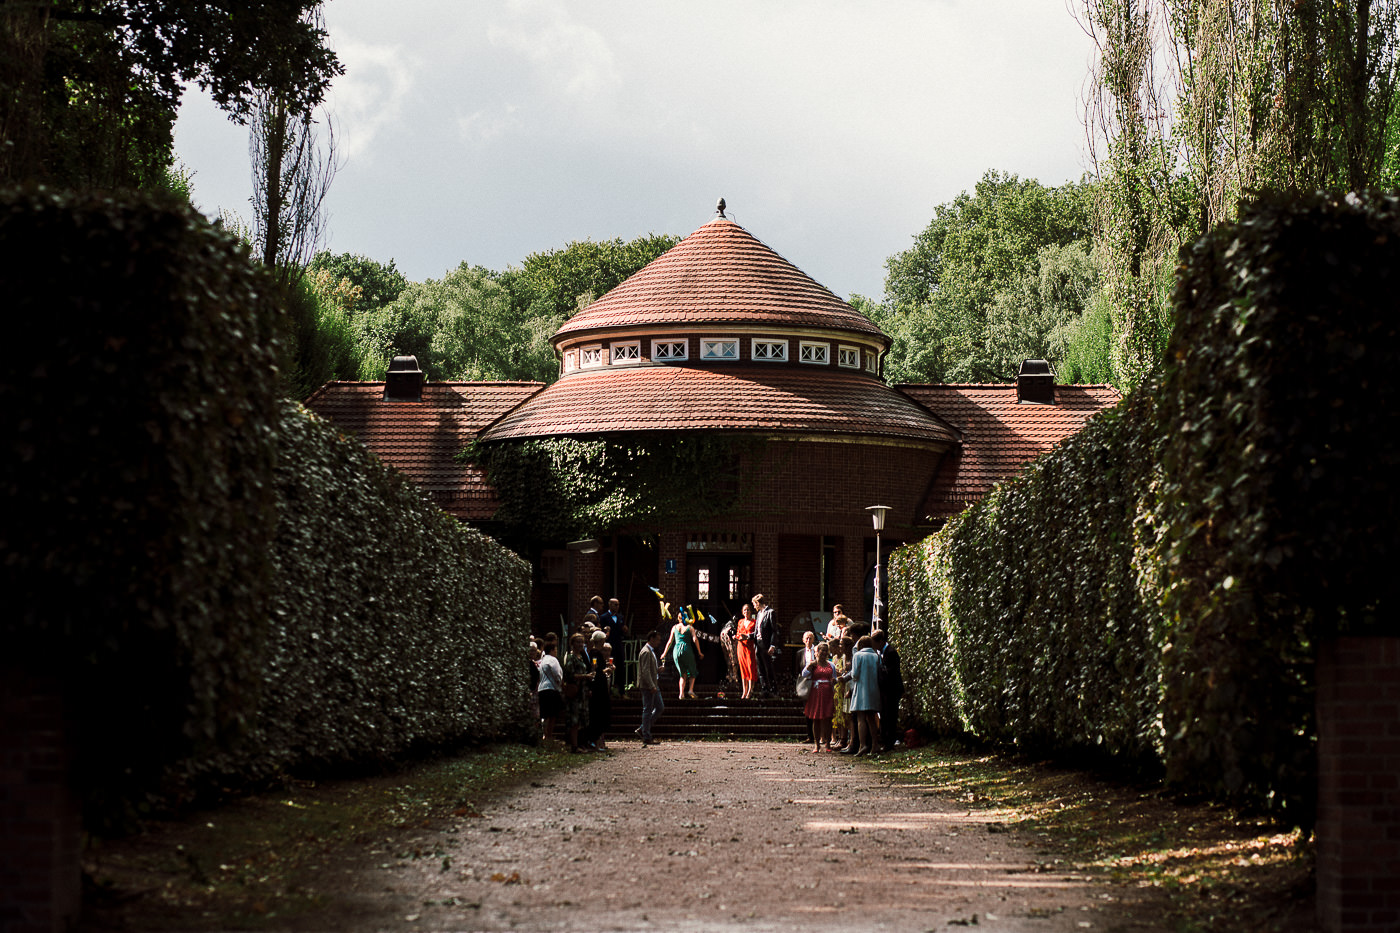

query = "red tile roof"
[303,381,544,521]
[478,366,958,447]
[896,384,1122,522]
[553,217,887,343]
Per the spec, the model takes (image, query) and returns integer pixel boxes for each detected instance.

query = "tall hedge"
[1,188,284,825]
[189,400,534,785]
[2,190,532,826]
[890,192,1400,823]
[889,387,1165,771]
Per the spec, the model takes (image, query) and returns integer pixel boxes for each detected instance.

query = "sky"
[173,0,1099,303]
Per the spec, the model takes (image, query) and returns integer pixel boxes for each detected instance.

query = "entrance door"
[688,554,752,625]
[687,554,752,684]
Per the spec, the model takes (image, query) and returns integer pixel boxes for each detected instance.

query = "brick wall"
[1316,637,1400,933]
[0,670,80,933]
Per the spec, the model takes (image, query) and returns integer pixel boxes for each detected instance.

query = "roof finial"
[716,197,726,218]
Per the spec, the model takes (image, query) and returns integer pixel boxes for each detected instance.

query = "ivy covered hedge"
[182,401,533,786]
[2,190,533,826]
[888,387,1165,770]
[2,187,284,825]
[889,192,1400,823]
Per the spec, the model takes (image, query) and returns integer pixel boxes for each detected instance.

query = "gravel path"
[318,741,1154,933]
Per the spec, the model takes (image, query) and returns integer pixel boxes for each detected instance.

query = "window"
[752,339,788,362]
[838,345,860,369]
[799,341,830,365]
[563,350,578,372]
[728,566,740,600]
[652,339,688,361]
[611,341,641,364]
[865,350,879,373]
[580,345,604,368]
[697,567,711,601]
[700,338,740,361]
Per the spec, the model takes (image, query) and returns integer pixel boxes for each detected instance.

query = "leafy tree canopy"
[517,233,679,320]
[308,251,409,313]
[2,0,341,188]
[874,171,1099,384]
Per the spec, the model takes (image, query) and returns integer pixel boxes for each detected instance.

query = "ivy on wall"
[466,434,756,542]
[889,192,1400,826]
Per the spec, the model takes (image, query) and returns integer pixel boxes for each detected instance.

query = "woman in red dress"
[735,603,759,699]
[802,642,837,752]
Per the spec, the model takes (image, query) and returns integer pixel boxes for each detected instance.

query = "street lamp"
[867,505,890,631]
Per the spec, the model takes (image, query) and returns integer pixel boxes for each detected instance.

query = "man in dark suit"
[871,629,903,750]
[752,594,777,697]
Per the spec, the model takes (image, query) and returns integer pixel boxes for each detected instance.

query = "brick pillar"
[1316,636,1400,933]
[1,669,81,933]
[570,549,606,627]
[751,530,779,607]
[657,531,686,606]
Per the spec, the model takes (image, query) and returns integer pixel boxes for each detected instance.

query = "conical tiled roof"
[553,216,887,343]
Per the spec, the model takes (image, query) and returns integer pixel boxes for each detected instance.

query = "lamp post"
[866,505,890,631]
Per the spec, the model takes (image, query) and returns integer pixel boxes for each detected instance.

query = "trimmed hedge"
[190,400,534,785]
[890,192,1400,823]
[2,187,283,825]
[889,387,1165,772]
[2,190,533,826]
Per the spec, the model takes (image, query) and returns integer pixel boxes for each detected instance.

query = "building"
[306,203,1119,672]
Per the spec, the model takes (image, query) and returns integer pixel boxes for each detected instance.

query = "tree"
[307,251,409,313]
[1077,0,1400,385]
[1,1,341,189]
[875,171,1097,383]
[354,264,557,384]
[517,234,679,320]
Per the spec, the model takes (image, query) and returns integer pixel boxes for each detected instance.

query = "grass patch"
[870,740,1314,933]
[82,743,575,930]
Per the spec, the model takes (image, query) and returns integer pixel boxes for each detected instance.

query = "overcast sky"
[174,0,1097,302]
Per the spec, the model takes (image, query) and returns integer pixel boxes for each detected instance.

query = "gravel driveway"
[324,741,1154,933]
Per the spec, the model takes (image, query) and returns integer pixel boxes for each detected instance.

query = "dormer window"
[580,345,605,368]
[700,338,739,361]
[653,339,688,361]
[838,345,860,369]
[799,341,830,365]
[611,341,641,364]
[752,339,788,362]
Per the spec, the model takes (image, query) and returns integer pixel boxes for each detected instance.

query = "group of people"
[530,594,672,751]
[530,592,904,754]
[797,622,903,756]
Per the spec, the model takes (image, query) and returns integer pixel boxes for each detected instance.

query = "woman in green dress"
[660,610,704,700]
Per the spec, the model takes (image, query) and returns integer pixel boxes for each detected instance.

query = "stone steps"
[605,694,808,740]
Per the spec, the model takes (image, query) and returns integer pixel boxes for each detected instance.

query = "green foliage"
[468,434,751,543]
[1151,190,1400,819]
[0,188,283,827]
[308,250,409,313]
[888,387,1165,770]
[518,233,679,320]
[360,264,556,383]
[1,1,341,188]
[890,192,1400,825]
[187,401,534,785]
[1,189,536,827]
[278,269,363,399]
[876,171,1098,383]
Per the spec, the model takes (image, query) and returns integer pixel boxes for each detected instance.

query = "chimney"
[384,355,425,401]
[1016,359,1056,404]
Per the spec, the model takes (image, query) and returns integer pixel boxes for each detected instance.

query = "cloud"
[486,0,621,102]
[328,39,416,160]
